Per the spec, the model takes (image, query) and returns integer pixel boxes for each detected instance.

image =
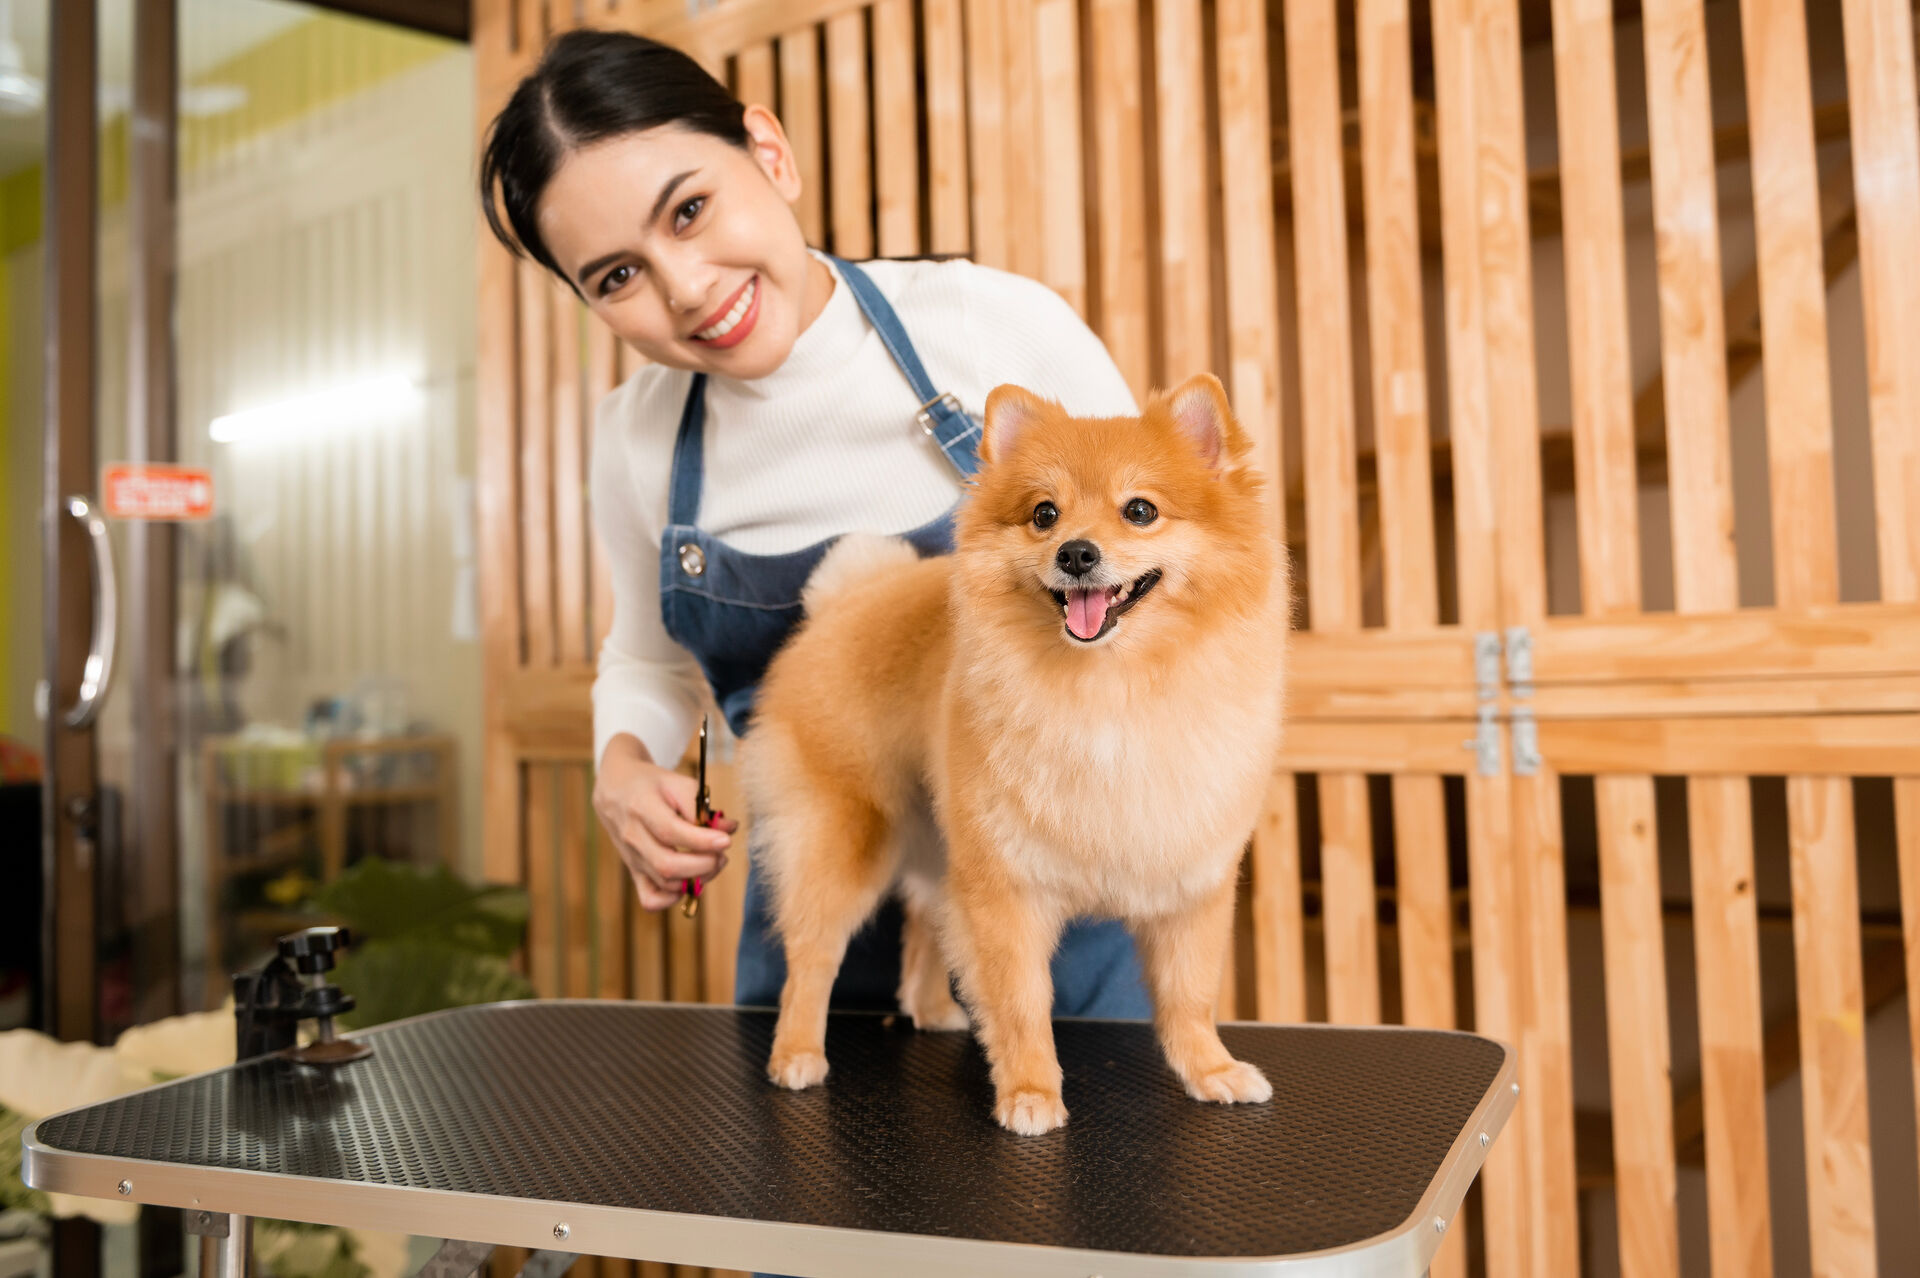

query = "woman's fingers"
[630,870,681,912]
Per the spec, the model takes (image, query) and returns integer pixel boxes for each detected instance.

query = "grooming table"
[24,1002,1514,1277]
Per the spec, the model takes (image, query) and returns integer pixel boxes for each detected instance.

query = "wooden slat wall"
[473,4,1920,1275]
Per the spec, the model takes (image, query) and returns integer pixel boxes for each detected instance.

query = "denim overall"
[657,256,1149,1020]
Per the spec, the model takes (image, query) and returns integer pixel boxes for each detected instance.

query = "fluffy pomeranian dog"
[741,372,1288,1135]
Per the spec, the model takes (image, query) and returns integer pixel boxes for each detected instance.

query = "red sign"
[102,463,215,521]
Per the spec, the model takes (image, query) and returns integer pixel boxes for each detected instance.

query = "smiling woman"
[474,29,1154,1064]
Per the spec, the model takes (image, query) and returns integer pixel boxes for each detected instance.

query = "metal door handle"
[61,493,118,728]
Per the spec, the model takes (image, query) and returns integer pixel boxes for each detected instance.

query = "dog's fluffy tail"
[803,533,920,615]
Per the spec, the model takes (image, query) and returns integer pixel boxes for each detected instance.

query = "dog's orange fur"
[742,373,1289,1133]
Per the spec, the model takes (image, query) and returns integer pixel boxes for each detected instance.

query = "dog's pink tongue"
[1067,587,1110,640]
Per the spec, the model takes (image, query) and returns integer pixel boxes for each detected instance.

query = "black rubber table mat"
[34,1003,1503,1258]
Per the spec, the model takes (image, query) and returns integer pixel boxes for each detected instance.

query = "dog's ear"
[981,384,1053,463]
[1163,373,1248,470]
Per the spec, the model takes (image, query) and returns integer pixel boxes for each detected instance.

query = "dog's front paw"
[1183,1058,1273,1105]
[994,1088,1069,1135]
[767,1047,830,1090]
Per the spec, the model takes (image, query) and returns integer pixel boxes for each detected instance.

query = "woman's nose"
[658,257,717,315]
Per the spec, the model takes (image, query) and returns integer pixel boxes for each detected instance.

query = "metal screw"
[1434,1217,1447,1235]
[1480,1132,1491,1148]
[553,1224,570,1241]
[117,1181,132,1196]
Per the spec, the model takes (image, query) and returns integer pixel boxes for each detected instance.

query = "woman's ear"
[743,104,803,204]
[982,385,1053,463]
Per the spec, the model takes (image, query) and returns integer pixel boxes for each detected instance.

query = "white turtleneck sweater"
[590,251,1139,770]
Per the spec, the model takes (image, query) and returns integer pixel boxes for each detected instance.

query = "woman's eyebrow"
[571,170,703,290]
[648,169,699,226]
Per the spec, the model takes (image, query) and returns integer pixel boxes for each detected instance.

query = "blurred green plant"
[307,859,535,1029]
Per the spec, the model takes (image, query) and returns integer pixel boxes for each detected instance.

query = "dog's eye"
[1124,498,1158,526]
[1032,501,1059,529]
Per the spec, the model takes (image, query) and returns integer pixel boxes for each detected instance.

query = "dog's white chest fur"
[957,644,1283,918]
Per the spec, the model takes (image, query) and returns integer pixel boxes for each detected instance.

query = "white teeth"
[695,278,756,340]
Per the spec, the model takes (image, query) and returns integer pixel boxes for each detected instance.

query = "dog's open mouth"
[1048,569,1163,643]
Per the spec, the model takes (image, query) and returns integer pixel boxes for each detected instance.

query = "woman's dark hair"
[480,30,750,282]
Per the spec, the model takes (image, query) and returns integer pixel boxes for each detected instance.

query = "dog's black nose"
[1056,539,1101,577]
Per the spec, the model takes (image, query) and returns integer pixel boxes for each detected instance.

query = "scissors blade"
[695,714,711,824]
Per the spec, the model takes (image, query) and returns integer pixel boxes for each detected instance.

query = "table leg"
[191,1214,250,1278]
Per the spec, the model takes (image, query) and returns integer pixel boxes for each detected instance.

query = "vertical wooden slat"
[1317,773,1379,1025]
[1839,0,1920,607]
[922,0,970,255]
[871,0,920,257]
[517,260,556,668]
[670,906,702,1004]
[1154,0,1211,381]
[1000,0,1043,280]
[1897,779,1920,1188]
[1217,0,1285,549]
[586,320,619,652]
[825,11,873,259]
[732,40,774,108]
[964,0,1009,267]
[1550,0,1675,1270]
[551,285,588,665]
[1550,0,1639,618]
[1641,0,1775,1271]
[1740,0,1841,608]
[631,893,666,1002]
[1837,13,1920,1191]
[1471,0,1579,1269]
[1089,0,1151,399]
[593,817,629,1000]
[1033,0,1086,315]
[1285,0,1377,1029]
[1355,21,1452,1257]
[527,765,561,997]
[1740,1,1877,1270]
[561,765,592,997]
[1430,0,1528,1266]
[1251,772,1308,1023]
[1217,0,1296,1041]
[1688,776,1774,1276]
[778,28,826,247]
[1358,0,1438,634]
[1596,778,1680,1277]
[1784,773,1876,1275]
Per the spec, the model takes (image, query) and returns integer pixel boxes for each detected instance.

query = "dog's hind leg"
[763,792,897,1090]
[896,881,968,1031]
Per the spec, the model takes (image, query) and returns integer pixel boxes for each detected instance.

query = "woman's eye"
[597,265,635,297]
[1124,498,1158,526]
[674,196,706,231]
[1032,501,1059,529]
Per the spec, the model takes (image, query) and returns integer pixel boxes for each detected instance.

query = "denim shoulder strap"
[830,256,980,479]
[665,372,708,529]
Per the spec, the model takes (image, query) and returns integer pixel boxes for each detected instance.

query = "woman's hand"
[593,733,741,911]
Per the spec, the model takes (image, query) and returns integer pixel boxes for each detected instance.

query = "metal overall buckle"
[915,391,963,436]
